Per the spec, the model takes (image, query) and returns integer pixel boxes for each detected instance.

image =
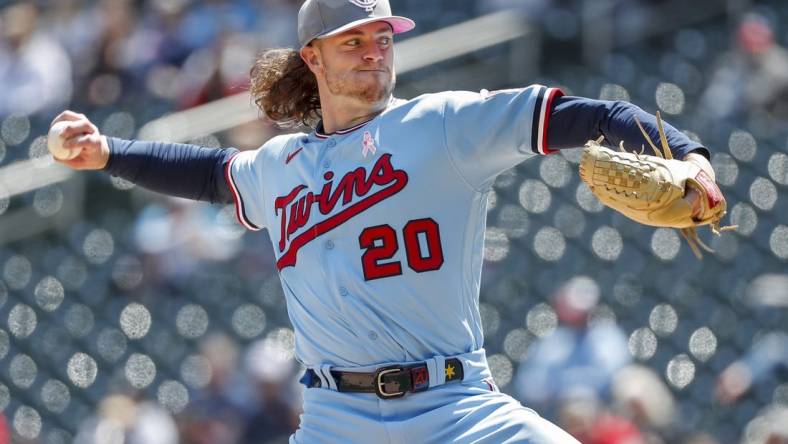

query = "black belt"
[304,358,464,399]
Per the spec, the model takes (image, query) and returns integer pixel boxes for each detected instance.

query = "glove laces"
[631,112,737,259]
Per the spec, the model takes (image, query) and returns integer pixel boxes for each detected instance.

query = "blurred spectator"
[179,333,246,444]
[515,276,631,411]
[172,0,258,52]
[80,0,150,108]
[556,364,675,444]
[558,395,646,444]
[256,0,301,47]
[0,413,7,444]
[178,332,301,444]
[741,405,788,444]
[133,197,242,288]
[240,337,302,443]
[47,0,103,77]
[716,332,788,405]
[0,3,73,116]
[611,365,676,442]
[174,32,258,109]
[700,13,788,120]
[74,393,178,444]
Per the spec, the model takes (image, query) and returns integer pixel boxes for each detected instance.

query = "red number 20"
[359,218,444,281]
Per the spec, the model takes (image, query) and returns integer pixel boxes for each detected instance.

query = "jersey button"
[322,161,331,170]
[327,140,337,148]
[339,287,348,297]
[367,331,378,340]
[325,240,334,250]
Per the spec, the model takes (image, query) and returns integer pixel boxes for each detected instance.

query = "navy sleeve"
[546,96,710,160]
[103,137,239,204]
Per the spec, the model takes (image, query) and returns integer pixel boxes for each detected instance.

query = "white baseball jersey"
[226,85,563,369]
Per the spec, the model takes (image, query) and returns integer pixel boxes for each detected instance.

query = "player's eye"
[378,37,391,46]
[344,39,361,47]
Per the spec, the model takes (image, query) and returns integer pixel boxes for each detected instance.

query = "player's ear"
[300,44,323,75]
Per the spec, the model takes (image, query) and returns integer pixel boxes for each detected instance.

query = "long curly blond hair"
[250,48,321,128]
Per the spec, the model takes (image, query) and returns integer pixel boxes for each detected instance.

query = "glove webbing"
[629,112,737,259]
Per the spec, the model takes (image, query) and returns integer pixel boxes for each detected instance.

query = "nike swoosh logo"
[286,147,304,164]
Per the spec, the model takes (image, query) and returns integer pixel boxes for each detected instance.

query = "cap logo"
[348,0,378,12]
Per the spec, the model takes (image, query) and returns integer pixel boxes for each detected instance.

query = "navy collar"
[312,96,401,140]
[314,119,371,140]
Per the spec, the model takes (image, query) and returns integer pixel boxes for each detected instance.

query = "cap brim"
[316,16,415,41]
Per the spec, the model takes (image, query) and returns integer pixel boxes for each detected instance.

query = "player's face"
[313,22,395,105]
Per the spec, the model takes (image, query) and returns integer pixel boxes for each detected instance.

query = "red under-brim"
[317,16,416,40]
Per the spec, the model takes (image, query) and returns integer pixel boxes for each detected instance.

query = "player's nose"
[362,44,384,63]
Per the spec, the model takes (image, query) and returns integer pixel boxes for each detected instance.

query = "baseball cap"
[298,0,415,47]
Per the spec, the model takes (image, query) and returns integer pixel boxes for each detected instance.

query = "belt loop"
[313,367,328,388]
[319,364,338,391]
[427,355,446,388]
[458,349,487,381]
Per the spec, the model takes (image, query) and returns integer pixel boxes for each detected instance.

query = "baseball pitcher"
[50,0,728,442]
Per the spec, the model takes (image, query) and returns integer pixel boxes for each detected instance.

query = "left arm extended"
[563,96,735,257]
[546,96,709,162]
[546,96,714,217]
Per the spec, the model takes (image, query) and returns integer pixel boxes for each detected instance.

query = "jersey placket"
[318,130,391,362]
[314,134,357,331]
[314,133,338,284]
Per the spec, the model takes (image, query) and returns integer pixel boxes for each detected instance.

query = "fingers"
[51,111,99,140]
[60,120,97,139]
[58,156,91,170]
[683,186,703,219]
[50,111,101,151]
[55,135,110,170]
[51,110,87,126]
[63,132,100,150]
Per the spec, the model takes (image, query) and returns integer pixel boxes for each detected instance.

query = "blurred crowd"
[1,0,787,443]
[0,0,301,151]
[514,277,788,444]
[701,12,788,124]
[70,332,302,444]
[3,0,788,125]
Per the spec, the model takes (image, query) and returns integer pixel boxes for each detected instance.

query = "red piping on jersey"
[224,153,261,231]
[539,88,565,155]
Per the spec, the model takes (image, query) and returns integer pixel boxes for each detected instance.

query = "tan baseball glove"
[578,113,735,258]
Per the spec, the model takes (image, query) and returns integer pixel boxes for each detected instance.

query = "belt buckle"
[375,366,406,399]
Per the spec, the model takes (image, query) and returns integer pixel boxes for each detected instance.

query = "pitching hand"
[49,110,110,170]
[682,152,715,219]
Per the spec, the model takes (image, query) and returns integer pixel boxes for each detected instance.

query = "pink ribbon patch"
[362,131,377,158]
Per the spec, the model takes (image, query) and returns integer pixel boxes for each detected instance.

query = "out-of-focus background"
[0,0,786,443]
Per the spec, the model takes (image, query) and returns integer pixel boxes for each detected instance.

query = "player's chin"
[357,86,391,104]
[347,82,387,100]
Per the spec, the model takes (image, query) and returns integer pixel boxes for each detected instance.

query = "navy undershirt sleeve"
[103,137,238,204]
[546,96,710,160]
